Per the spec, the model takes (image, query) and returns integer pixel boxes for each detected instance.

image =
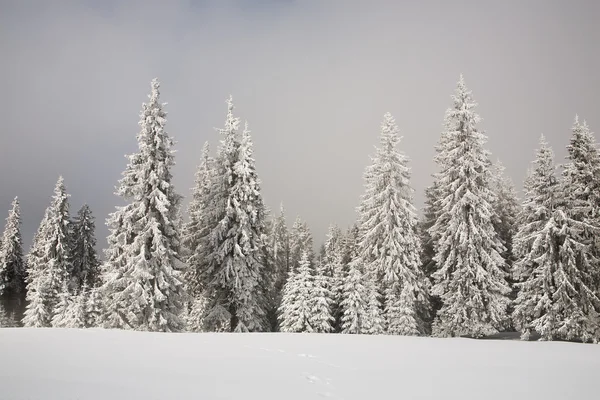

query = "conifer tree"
[491,160,521,269]
[279,251,314,333]
[429,76,510,338]
[0,197,26,319]
[23,177,73,327]
[352,112,430,335]
[51,282,72,328]
[71,204,100,290]
[514,132,600,342]
[309,257,334,333]
[266,204,290,330]
[85,285,103,328]
[101,79,186,332]
[182,141,214,301]
[340,259,369,334]
[203,101,269,332]
[289,217,314,273]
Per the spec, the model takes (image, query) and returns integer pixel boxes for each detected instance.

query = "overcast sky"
[1,0,599,252]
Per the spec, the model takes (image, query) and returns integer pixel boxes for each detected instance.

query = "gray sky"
[1,0,599,252]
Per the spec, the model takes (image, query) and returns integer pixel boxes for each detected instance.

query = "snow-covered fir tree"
[419,182,441,278]
[70,204,100,290]
[289,217,314,273]
[266,203,290,331]
[309,257,334,333]
[429,76,510,338]
[101,78,186,332]
[279,251,314,333]
[23,177,73,328]
[51,282,72,328]
[203,101,269,332]
[352,112,430,335]
[514,131,600,342]
[85,285,103,328]
[322,224,345,331]
[491,160,521,270]
[182,141,214,301]
[0,197,26,319]
[340,258,369,334]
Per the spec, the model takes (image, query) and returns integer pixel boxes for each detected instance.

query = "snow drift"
[1,328,598,400]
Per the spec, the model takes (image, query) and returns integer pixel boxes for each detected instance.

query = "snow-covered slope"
[1,328,598,400]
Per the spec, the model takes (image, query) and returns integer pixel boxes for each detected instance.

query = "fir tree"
[289,217,314,273]
[266,203,290,331]
[71,204,100,289]
[203,101,269,332]
[514,132,600,342]
[352,112,430,335]
[23,177,73,327]
[85,285,103,328]
[491,160,521,269]
[279,251,314,333]
[182,141,214,301]
[51,282,72,328]
[309,257,334,333]
[429,76,510,338]
[340,259,369,334]
[101,78,186,332]
[0,197,26,319]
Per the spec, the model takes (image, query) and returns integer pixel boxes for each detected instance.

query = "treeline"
[1,76,599,342]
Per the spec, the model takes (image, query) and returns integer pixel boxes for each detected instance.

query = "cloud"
[1,0,599,251]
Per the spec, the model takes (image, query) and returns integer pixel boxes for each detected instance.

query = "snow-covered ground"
[1,328,599,400]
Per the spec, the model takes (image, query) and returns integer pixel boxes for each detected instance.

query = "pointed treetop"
[227,95,234,113]
[201,141,210,156]
[150,78,160,100]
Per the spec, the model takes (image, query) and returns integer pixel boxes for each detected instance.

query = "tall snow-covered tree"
[309,257,334,333]
[0,197,26,319]
[491,160,521,269]
[514,130,600,342]
[289,217,314,273]
[70,204,100,290]
[340,258,369,334]
[203,101,269,332]
[101,78,186,332]
[419,182,441,278]
[85,285,103,328]
[266,203,290,331]
[352,112,430,335]
[23,177,73,328]
[429,76,510,338]
[322,224,345,331]
[182,141,214,301]
[279,251,314,333]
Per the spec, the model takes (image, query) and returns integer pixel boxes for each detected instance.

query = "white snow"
[1,328,599,399]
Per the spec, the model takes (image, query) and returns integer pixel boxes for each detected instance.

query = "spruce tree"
[51,282,72,328]
[101,78,186,332]
[203,101,269,332]
[71,204,100,289]
[85,285,103,328]
[309,257,334,333]
[340,259,369,334]
[352,112,430,335]
[514,129,600,342]
[491,160,521,269]
[182,141,214,301]
[0,197,26,319]
[267,204,290,331]
[23,177,73,327]
[429,76,510,338]
[278,251,314,333]
[289,217,314,273]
